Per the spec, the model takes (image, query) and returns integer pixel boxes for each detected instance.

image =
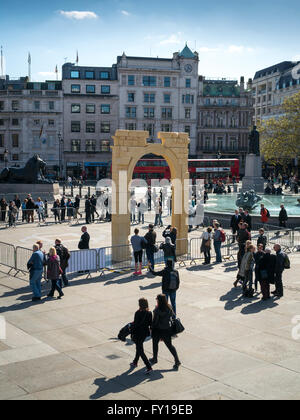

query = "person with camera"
[162,225,177,247]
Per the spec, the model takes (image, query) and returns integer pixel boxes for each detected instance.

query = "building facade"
[117,45,199,156]
[61,63,119,179]
[197,76,254,174]
[0,76,63,176]
[252,61,300,123]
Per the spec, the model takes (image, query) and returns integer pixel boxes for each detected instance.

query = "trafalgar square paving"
[0,215,300,400]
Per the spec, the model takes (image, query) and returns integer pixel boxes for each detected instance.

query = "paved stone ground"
[0,245,300,400]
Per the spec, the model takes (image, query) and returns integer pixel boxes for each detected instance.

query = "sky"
[1,0,300,82]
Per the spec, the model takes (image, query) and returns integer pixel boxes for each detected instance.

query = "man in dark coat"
[273,244,285,298]
[243,210,252,232]
[55,238,71,287]
[257,248,276,300]
[85,196,92,224]
[60,196,66,222]
[230,210,240,243]
[278,204,288,228]
[78,226,90,250]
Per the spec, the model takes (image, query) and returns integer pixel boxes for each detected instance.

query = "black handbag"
[171,318,185,335]
[118,323,133,342]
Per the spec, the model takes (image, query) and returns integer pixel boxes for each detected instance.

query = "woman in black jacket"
[131,298,153,374]
[150,294,181,370]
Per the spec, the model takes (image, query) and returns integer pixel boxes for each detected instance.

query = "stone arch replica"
[111,130,190,262]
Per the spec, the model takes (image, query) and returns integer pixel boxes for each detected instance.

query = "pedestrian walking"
[144,224,157,270]
[21,199,27,222]
[257,228,267,250]
[60,197,66,222]
[272,244,286,298]
[14,195,21,221]
[230,210,240,243]
[160,237,176,266]
[278,204,288,229]
[8,201,18,227]
[254,244,265,292]
[150,294,181,370]
[238,244,255,297]
[131,228,147,276]
[52,199,61,223]
[27,244,44,301]
[130,298,153,374]
[201,227,212,265]
[66,198,74,224]
[213,222,223,264]
[85,196,92,224]
[26,196,35,223]
[74,195,82,221]
[35,197,45,223]
[260,204,270,226]
[46,247,64,299]
[237,222,250,268]
[257,248,276,300]
[149,261,180,316]
[55,238,71,287]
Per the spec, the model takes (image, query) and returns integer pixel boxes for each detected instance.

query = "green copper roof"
[179,44,196,59]
[203,81,240,97]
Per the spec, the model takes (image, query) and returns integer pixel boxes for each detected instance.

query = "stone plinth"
[0,183,60,202]
[242,155,265,193]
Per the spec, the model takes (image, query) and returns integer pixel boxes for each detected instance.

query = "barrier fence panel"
[15,246,34,274]
[0,241,16,271]
[66,249,98,275]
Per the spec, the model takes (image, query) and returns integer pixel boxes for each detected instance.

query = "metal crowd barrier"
[15,246,35,275]
[0,241,16,273]
[66,249,98,277]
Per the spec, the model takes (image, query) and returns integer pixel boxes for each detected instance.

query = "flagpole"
[28,52,31,82]
[1,46,4,79]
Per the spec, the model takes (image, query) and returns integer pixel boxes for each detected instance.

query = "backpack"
[283,253,290,269]
[220,229,226,243]
[266,209,270,218]
[168,271,178,290]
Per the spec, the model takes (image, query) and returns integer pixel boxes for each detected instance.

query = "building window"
[128,75,135,86]
[205,98,210,105]
[34,101,40,110]
[71,139,81,152]
[70,71,80,79]
[49,101,55,110]
[48,83,56,90]
[12,119,19,126]
[86,104,95,114]
[186,79,191,88]
[144,123,155,136]
[144,93,155,103]
[101,85,110,94]
[182,94,194,104]
[204,136,211,149]
[164,77,171,87]
[71,104,81,113]
[86,85,96,94]
[86,140,96,152]
[161,108,172,119]
[85,71,95,79]
[101,104,110,114]
[86,122,95,133]
[125,123,136,130]
[101,122,110,133]
[12,101,19,111]
[12,154,19,161]
[71,121,81,132]
[185,108,191,119]
[100,71,109,79]
[0,134,4,147]
[48,120,55,127]
[161,124,172,132]
[0,101,4,111]
[144,107,155,119]
[128,92,135,102]
[100,140,110,152]
[12,134,19,148]
[164,94,171,104]
[71,84,81,93]
[217,137,223,150]
[34,119,40,126]
[184,126,191,136]
[0,120,4,127]
[126,107,136,118]
[143,76,156,87]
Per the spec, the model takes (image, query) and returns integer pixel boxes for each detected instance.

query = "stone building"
[252,61,300,123]
[197,76,254,174]
[61,63,119,179]
[117,44,199,156]
[0,76,63,176]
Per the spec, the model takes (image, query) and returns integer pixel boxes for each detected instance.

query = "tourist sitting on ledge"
[276,186,283,195]
[264,186,271,195]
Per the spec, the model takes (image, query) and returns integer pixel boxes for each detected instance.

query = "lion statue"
[0,154,52,184]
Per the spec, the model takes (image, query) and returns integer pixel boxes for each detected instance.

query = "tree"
[259,91,300,166]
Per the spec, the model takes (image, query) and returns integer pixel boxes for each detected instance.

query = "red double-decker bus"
[132,158,239,183]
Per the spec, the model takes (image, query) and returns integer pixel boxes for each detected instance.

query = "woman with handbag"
[201,227,212,265]
[46,247,64,299]
[150,294,181,371]
[130,298,153,374]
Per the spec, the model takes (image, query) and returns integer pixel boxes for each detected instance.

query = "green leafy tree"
[259,91,300,166]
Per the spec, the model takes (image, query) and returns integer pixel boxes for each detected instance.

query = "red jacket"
[261,208,269,223]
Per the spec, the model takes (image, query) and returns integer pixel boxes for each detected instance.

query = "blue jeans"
[146,248,155,269]
[30,270,43,298]
[214,241,222,263]
[165,290,177,316]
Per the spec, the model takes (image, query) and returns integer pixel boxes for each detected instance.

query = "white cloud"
[199,47,220,53]
[60,11,98,20]
[226,45,255,54]
[121,10,131,16]
[292,54,300,61]
[160,34,182,45]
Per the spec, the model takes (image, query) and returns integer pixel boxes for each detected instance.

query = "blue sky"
[1,0,300,82]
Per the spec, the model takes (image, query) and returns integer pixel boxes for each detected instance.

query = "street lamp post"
[58,132,64,180]
[4,148,8,168]
[217,151,221,180]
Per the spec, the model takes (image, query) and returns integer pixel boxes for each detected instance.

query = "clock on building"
[184,64,193,73]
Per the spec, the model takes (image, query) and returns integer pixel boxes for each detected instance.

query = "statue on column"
[248,125,260,156]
